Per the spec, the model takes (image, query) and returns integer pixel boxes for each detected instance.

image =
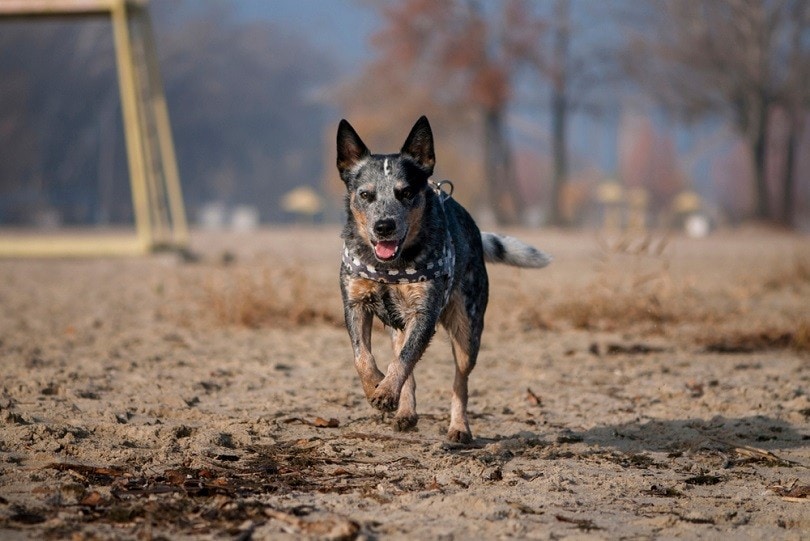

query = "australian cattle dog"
[337,116,551,443]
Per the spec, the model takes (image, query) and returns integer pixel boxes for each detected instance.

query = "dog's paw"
[369,382,399,412]
[447,428,472,444]
[394,413,418,432]
[360,370,385,400]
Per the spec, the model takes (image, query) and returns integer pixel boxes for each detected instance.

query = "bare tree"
[778,1,810,226]
[547,0,570,227]
[344,0,546,224]
[624,0,810,223]
[526,0,619,227]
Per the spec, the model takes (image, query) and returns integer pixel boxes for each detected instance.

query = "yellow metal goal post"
[0,0,188,256]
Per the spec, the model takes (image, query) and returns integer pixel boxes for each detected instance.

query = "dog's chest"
[347,277,438,330]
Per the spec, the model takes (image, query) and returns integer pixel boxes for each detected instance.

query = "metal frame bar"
[0,0,188,257]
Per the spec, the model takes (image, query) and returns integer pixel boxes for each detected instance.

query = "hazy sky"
[232,0,379,70]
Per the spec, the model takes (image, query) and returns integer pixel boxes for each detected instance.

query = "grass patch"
[701,321,810,353]
[200,266,341,328]
[540,234,703,331]
[522,235,809,340]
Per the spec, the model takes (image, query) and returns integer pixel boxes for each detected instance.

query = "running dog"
[337,116,551,443]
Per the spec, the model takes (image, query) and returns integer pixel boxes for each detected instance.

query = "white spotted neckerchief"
[341,232,455,285]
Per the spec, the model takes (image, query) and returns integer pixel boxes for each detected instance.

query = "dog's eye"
[358,190,374,202]
[398,187,413,200]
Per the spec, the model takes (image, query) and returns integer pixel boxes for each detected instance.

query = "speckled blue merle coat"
[336,116,551,443]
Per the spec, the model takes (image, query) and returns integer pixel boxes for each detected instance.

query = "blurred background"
[1,0,808,234]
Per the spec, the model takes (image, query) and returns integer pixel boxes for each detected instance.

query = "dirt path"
[1,227,808,539]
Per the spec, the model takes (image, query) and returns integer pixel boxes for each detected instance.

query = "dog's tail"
[481,232,552,268]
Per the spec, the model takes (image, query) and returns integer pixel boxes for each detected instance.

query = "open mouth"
[372,239,401,261]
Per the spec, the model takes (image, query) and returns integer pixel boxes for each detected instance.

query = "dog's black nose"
[374,219,396,237]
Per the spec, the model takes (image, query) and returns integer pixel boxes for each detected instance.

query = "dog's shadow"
[561,415,809,454]
[461,415,808,460]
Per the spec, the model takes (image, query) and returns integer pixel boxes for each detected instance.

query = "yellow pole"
[139,7,188,245]
[111,0,151,252]
[128,14,166,245]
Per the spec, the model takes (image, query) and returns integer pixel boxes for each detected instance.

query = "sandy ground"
[0,226,808,540]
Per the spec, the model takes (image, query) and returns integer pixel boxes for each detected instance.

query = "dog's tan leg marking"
[442,291,474,443]
[370,283,432,413]
[370,325,411,412]
[353,311,385,399]
[391,329,418,431]
[447,336,473,443]
[346,280,384,399]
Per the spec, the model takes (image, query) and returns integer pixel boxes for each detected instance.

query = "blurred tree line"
[628,0,810,226]
[337,0,810,228]
[0,2,333,225]
[0,0,808,229]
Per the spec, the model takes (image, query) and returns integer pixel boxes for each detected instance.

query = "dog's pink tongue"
[375,241,398,260]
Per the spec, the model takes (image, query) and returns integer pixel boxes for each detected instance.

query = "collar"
[342,232,455,284]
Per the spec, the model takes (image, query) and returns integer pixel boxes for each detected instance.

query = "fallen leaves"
[34,444,372,538]
[768,481,810,502]
[683,474,724,486]
[643,484,683,497]
[711,438,807,468]
[701,330,797,353]
[587,342,667,356]
[282,416,340,428]
[555,514,602,531]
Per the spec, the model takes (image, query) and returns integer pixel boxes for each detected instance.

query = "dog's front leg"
[390,329,417,430]
[371,308,438,412]
[346,306,385,400]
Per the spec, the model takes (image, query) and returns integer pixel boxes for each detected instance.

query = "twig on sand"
[710,438,809,469]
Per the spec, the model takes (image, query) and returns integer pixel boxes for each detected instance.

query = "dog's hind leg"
[441,292,480,443]
[395,373,418,431]
[448,334,477,443]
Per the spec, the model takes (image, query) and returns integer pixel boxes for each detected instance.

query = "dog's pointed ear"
[336,119,370,179]
[401,115,435,175]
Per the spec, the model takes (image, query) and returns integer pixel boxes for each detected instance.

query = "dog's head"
[337,116,435,263]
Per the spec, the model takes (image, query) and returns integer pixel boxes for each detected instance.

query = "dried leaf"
[684,474,723,485]
[426,476,442,491]
[211,477,231,487]
[525,388,542,407]
[164,469,186,485]
[79,491,104,506]
[605,343,665,355]
[768,482,810,499]
[685,380,704,398]
[312,417,340,428]
[265,509,360,541]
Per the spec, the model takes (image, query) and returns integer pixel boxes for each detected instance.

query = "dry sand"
[0,227,808,540]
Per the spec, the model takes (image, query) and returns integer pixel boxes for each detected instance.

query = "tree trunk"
[550,87,568,226]
[781,117,798,227]
[751,103,770,221]
[549,0,570,227]
[483,107,519,224]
